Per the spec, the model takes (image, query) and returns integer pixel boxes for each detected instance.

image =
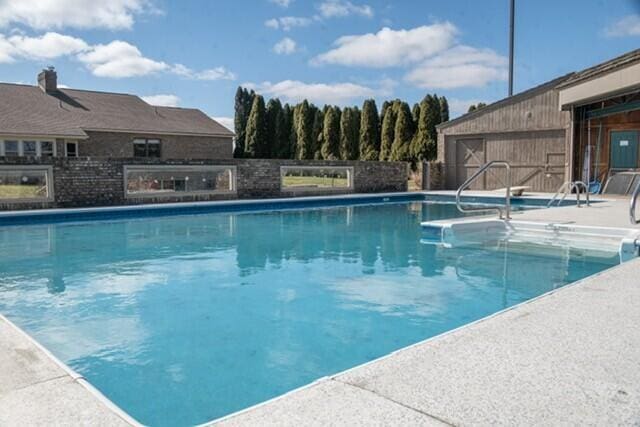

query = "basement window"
[125,165,236,198]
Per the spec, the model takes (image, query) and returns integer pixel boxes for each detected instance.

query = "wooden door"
[610,130,639,170]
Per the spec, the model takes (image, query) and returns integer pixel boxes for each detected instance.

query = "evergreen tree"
[265,98,282,158]
[411,95,441,160]
[290,104,300,159]
[279,104,296,159]
[233,87,254,158]
[390,101,413,162]
[412,102,421,127]
[359,99,380,160]
[380,101,400,161]
[322,106,341,160]
[296,100,314,160]
[439,96,449,122]
[273,103,289,158]
[380,100,392,124]
[340,107,360,160]
[468,102,487,113]
[244,95,267,158]
[410,96,430,163]
[426,95,441,145]
[311,106,324,159]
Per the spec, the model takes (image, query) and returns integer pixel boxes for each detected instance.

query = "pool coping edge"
[0,313,142,426]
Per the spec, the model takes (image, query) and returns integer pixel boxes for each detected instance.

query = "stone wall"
[78,131,233,159]
[0,157,408,210]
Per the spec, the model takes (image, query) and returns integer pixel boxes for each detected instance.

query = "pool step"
[421,219,640,263]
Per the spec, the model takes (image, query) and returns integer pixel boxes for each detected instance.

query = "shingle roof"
[555,48,640,89]
[0,83,234,139]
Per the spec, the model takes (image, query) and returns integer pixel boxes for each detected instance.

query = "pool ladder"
[456,160,511,220]
[631,181,640,225]
[547,181,590,208]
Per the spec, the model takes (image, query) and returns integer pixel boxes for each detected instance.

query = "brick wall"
[0,157,408,210]
[78,131,233,159]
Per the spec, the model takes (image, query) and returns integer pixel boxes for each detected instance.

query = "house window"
[0,140,56,158]
[124,165,236,198]
[41,141,54,158]
[4,141,19,157]
[65,141,78,157]
[23,141,37,157]
[133,138,161,158]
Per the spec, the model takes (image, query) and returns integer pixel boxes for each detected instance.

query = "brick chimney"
[37,66,57,93]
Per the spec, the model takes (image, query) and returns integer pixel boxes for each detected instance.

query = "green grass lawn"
[283,175,349,188]
[0,185,45,198]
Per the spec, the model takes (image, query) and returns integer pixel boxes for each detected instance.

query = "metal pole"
[508,0,515,96]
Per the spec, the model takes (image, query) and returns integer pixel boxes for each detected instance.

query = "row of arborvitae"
[233,87,449,165]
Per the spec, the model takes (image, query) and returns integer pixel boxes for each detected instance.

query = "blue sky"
[0,0,639,129]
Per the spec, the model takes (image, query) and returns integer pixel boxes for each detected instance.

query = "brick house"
[0,68,234,160]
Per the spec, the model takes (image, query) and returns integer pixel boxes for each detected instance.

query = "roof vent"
[37,66,57,93]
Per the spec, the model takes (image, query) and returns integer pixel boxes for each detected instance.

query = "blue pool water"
[0,201,618,426]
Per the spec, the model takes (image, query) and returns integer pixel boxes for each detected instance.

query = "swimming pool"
[0,199,619,426]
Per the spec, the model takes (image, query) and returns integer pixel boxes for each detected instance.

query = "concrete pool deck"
[1,192,639,426]
[0,314,138,426]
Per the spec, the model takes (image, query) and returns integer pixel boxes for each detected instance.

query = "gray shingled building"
[0,68,234,160]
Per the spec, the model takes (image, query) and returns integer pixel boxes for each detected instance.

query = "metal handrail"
[547,181,571,207]
[631,182,640,225]
[570,181,590,208]
[547,180,590,208]
[456,160,511,220]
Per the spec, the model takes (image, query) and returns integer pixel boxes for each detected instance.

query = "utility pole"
[508,0,515,96]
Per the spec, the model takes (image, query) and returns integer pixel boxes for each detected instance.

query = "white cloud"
[604,15,640,37]
[0,36,16,63]
[4,32,88,60]
[269,0,293,7]
[212,116,234,131]
[317,0,373,18]
[171,64,236,81]
[194,67,236,81]
[141,94,180,107]
[405,45,507,89]
[0,30,236,81]
[0,0,153,30]
[245,79,393,105]
[313,23,457,67]
[265,16,312,31]
[273,37,297,55]
[78,40,168,78]
[448,98,490,117]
